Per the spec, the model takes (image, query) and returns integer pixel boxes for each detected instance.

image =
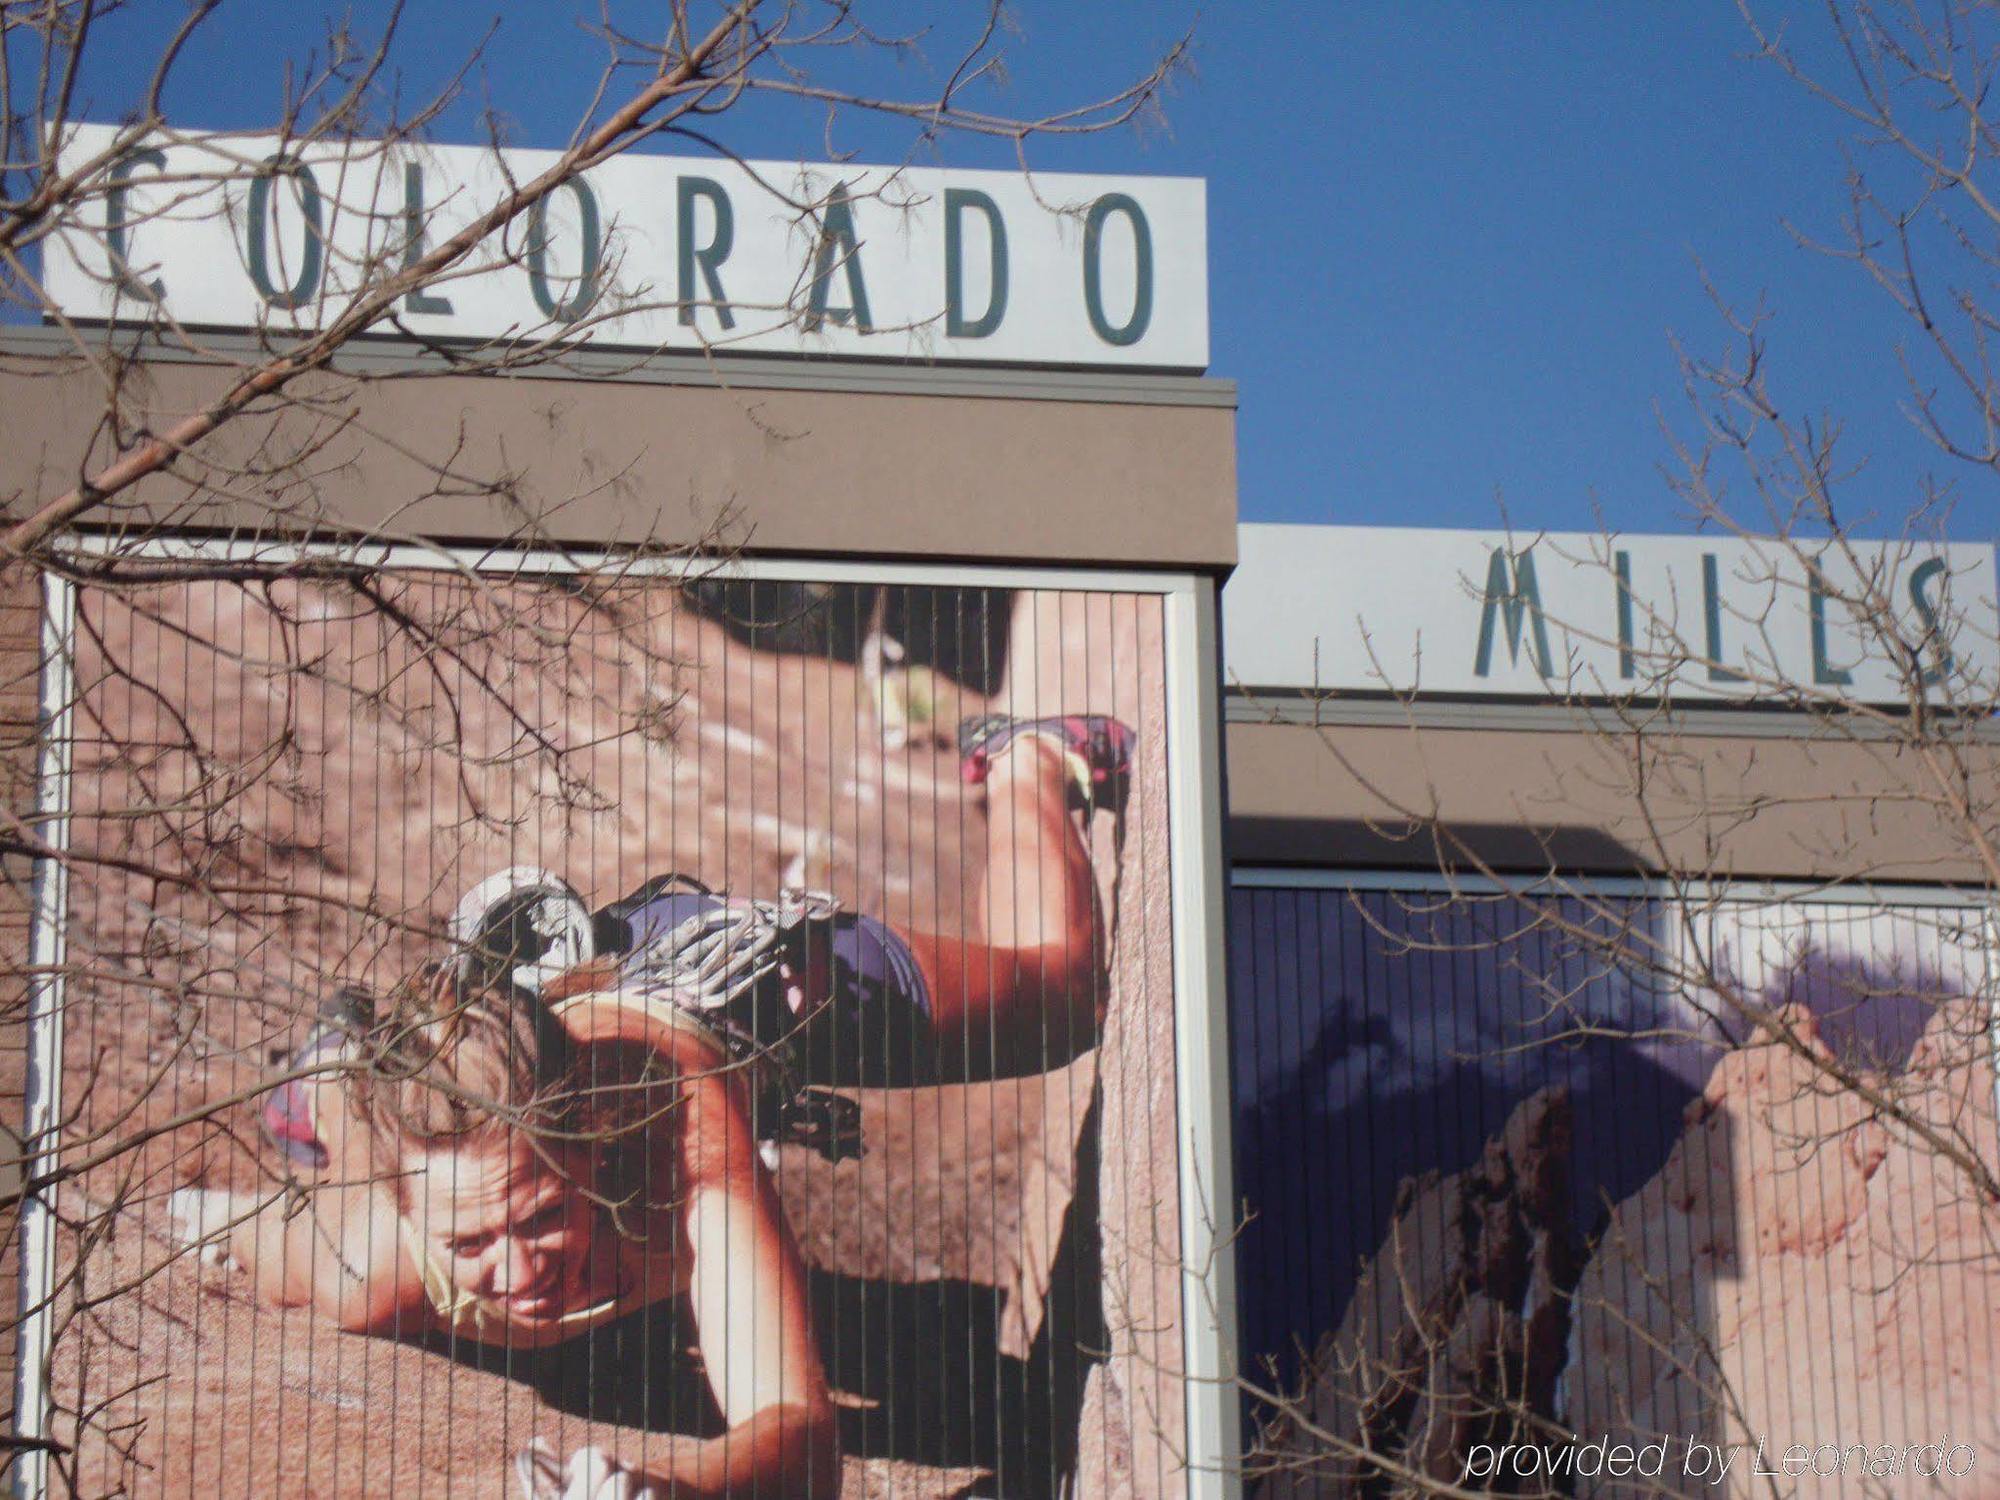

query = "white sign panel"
[45,124,1207,369]
[1225,524,2000,705]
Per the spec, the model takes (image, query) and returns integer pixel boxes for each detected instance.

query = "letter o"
[527,177,602,325]
[246,156,324,311]
[1082,192,1153,347]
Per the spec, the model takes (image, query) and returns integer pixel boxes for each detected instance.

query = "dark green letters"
[528,178,602,325]
[1083,193,1153,347]
[945,188,1007,339]
[246,156,324,311]
[677,176,735,330]
[805,184,873,333]
[401,163,454,316]
[107,148,167,302]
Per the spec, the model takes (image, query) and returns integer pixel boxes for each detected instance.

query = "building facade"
[1222,525,2000,1497]
[2,139,1240,1500]
[4,133,1998,1500]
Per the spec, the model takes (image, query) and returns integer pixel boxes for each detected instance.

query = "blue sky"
[42,2,1978,537]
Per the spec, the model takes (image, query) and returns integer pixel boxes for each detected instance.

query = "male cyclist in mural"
[172,713,1132,1499]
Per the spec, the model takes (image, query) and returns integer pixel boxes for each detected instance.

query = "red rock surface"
[1569,1006,2000,1497]
[50,576,1171,1497]
[1247,1005,2000,1500]
[998,590,1186,1500]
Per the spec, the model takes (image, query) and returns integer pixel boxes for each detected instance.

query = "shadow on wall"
[682,580,1016,697]
[1228,817,1663,878]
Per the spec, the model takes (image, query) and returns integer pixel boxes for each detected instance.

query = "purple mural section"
[1230,882,2000,1497]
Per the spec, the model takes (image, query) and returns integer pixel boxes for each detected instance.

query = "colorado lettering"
[52,125,1208,368]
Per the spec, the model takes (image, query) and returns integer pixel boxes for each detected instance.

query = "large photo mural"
[43,565,1185,1498]
[1233,882,2000,1497]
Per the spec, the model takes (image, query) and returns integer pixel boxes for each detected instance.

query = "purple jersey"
[609,886,934,1088]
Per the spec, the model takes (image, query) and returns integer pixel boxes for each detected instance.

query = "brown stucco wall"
[1226,715,2000,886]
[0,565,42,1447]
[0,351,1238,571]
[0,340,1236,1489]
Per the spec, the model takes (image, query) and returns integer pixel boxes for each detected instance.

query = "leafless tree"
[0,4,1191,1495]
[1235,3,2000,1494]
